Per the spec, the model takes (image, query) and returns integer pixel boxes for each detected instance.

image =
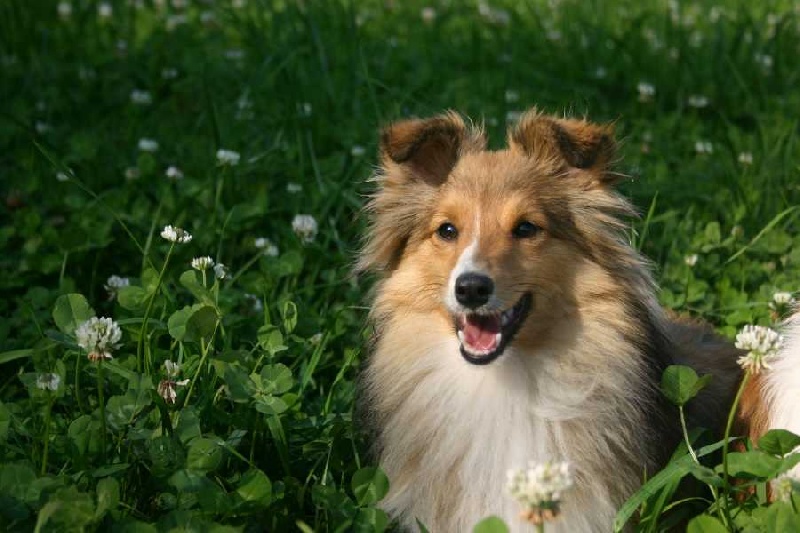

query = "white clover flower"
[507,460,573,525]
[244,293,264,313]
[56,172,70,182]
[36,373,61,391]
[97,2,112,19]
[735,325,784,375]
[165,166,184,180]
[213,263,227,280]
[504,89,520,104]
[130,89,152,105]
[770,292,796,316]
[637,82,656,102]
[309,332,323,346]
[216,149,240,166]
[75,317,123,361]
[161,67,178,80]
[684,254,698,267]
[138,138,159,152]
[478,2,510,25]
[191,256,214,271]
[104,275,130,300]
[738,152,753,165]
[421,7,437,23]
[593,66,608,79]
[292,214,318,244]
[694,141,713,155]
[546,29,563,42]
[351,145,366,157]
[300,102,312,117]
[224,48,244,61]
[58,1,72,19]
[773,477,800,503]
[755,53,773,70]
[688,95,709,108]
[287,182,302,193]
[200,10,216,25]
[158,360,189,404]
[255,237,279,257]
[506,110,522,123]
[161,225,192,244]
[35,121,51,134]
[232,0,247,7]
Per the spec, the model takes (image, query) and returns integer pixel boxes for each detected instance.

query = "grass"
[0,0,799,531]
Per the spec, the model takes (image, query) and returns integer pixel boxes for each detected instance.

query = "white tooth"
[457,330,465,344]
[495,333,502,345]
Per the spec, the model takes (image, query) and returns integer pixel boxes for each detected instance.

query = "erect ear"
[380,111,486,186]
[508,109,618,183]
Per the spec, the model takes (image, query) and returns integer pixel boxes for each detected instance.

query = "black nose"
[455,272,494,308]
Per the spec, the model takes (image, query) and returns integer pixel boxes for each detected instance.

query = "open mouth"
[455,293,532,365]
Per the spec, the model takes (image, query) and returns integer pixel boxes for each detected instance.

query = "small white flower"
[161,67,178,80]
[224,48,244,61]
[125,167,141,180]
[216,149,240,166]
[130,89,152,105]
[300,102,312,117]
[164,360,181,378]
[161,225,192,244]
[200,10,216,25]
[166,13,188,31]
[684,254,698,267]
[138,138,159,152]
[421,7,437,23]
[738,152,753,166]
[507,461,573,525]
[770,292,796,316]
[694,141,713,155]
[35,121,51,134]
[98,2,113,19]
[287,182,302,193]
[637,81,656,102]
[593,66,608,79]
[351,145,366,157]
[165,166,184,180]
[58,1,72,19]
[755,53,773,70]
[309,332,323,346]
[505,90,520,104]
[244,293,264,313]
[773,477,800,503]
[36,373,61,391]
[213,263,227,280]
[546,29,562,41]
[255,237,279,257]
[75,317,123,361]
[478,2,510,25]
[735,325,784,375]
[506,110,522,123]
[292,214,318,244]
[56,172,70,182]
[104,275,130,300]
[191,256,214,271]
[687,95,709,108]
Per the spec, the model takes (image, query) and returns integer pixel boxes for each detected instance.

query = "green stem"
[681,404,724,523]
[97,358,107,461]
[40,398,53,476]
[176,325,217,425]
[137,242,175,373]
[721,371,751,516]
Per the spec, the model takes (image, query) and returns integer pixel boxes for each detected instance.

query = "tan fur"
[359,109,743,532]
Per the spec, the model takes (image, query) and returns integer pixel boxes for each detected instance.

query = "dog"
[357,109,788,531]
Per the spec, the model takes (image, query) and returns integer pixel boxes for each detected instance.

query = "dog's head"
[361,109,643,365]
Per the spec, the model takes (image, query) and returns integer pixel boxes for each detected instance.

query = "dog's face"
[362,110,633,365]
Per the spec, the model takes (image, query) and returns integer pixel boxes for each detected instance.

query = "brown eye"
[512,220,541,239]
[436,222,459,241]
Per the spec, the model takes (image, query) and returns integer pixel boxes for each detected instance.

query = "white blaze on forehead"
[445,212,490,311]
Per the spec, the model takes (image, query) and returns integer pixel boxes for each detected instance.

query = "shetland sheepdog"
[358,108,793,531]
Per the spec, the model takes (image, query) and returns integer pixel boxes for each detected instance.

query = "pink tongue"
[463,315,501,351]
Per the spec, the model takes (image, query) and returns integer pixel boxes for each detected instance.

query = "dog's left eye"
[512,221,541,239]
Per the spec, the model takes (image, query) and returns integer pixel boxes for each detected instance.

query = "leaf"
[0,402,9,444]
[235,468,272,507]
[117,286,149,311]
[168,304,218,342]
[186,437,223,472]
[95,477,120,518]
[179,270,215,306]
[613,438,732,531]
[724,450,782,478]
[758,429,800,456]
[765,501,800,531]
[686,515,728,533]
[0,349,33,365]
[472,516,510,533]
[688,464,724,487]
[34,485,95,529]
[257,325,287,355]
[353,507,389,532]
[52,294,95,335]
[260,364,293,395]
[351,467,390,506]
[281,301,298,333]
[253,395,288,415]
[660,365,711,406]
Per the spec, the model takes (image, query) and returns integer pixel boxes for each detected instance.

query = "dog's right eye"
[436,222,459,241]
